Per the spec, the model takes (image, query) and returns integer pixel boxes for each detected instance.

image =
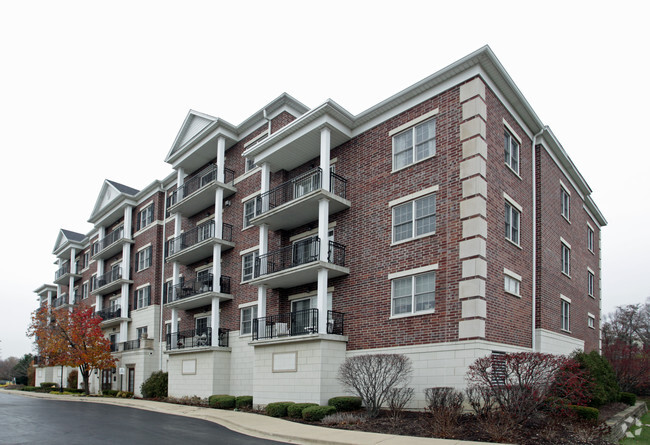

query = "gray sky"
[1,1,648,358]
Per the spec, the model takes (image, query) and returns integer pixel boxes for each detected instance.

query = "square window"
[588,271,595,297]
[504,130,520,174]
[561,243,571,276]
[137,326,148,339]
[393,119,436,170]
[561,299,570,331]
[241,305,258,335]
[391,272,435,316]
[588,227,594,252]
[561,187,570,220]
[505,202,520,245]
[504,275,521,296]
[392,194,436,242]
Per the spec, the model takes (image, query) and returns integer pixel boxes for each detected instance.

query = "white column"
[317,198,330,334]
[123,206,133,241]
[216,136,225,183]
[171,308,178,334]
[96,227,105,314]
[211,297,220,346]
[215,188,224,239]
[121,206,132,319]
[260,162,270,212]
[120,320,128,343]
[257,285,267,322]
[176,167,185,200]
[212,244,222,292]
[317,269,329,334]
[320,127,331,191]
[68,248,76,305]
[47,290,53,321]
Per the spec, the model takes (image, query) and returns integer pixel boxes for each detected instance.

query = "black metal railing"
[110,342,119,352]
[254,238,346,278]
[173,164,235,203]
[73,292,82,305]
[167,275,231,303]
[51,296,66,308]
[165,221,233,257]
[255,168,347,214]
[327,310,345,335]
[166,327,230,350]
[54,264,70,280]
[93,268,122,290]
[97,305,121,321]
[92,226,125,256]
[122,339,141,351]
[253,309,319,340]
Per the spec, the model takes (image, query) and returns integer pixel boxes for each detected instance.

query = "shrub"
[140,371,168,399]
[235,396,253,410]
[40,382,59,389]
[620,392,637,405]
[287,403,319,418]
[328,396,362,412]
[549,358,594,416]
[573,351,620,407]
[338,354,413,418]
[67,370,78,389]
[116,391,134,398]
[21,386,38,392]
[265,402,295,417]
[103,389,118,397]
[65,388,84,394]
[387,387,413,423]
[209,395,236,409]
[424,387,464,438]
[303,405,336,422]
[570,405,600,421]
[321,412,367,425]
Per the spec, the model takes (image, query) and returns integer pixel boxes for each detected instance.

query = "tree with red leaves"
[27,305,116,395]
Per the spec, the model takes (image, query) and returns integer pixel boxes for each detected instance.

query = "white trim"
[388,185,439,208]
[587,221,594,231]
[560,237,571,249]
[287,287,334,301]
[136,243,152,252]
[195,214,214,226]
[133,220,163,238]
[110,259,122,267]
[503,192,523,212]
[588,312,595,318]
[388,263,439,280]
[135,282,151,290]
[244,131,270,148]
[559,179,571,195]
[560,294,571,303]
[503,268,522,281]
[389,308,436,320]
[390,231,436,247]
[289,222,337,242]
[587,266,595,274]
[240,191,261,203]
[238,301,258,309]
[165,276,174,282]
[195,263,213,272]
[502,119,522,144]
[234,166,261,185]
[239,245,260,256]
[388,108,439,136]
[138,199,155,211]
[193,312,211,319]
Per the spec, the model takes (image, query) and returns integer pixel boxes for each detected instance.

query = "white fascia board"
[169,124,239,169]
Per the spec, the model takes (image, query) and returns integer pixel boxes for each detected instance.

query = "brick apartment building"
[33,46,606,407]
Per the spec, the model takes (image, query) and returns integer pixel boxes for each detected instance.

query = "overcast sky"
[1,1,648,358]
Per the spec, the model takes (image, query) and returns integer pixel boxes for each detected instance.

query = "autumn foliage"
[27,305,115,394]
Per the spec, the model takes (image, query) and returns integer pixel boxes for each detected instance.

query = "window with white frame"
[392,194,436,243]
[587,226,594,252]
[243,198,261,228]
[166,193,177,217]
[245,157,256,172]
[195,316,209,336]
[393,119,436,170]
[391,272,436,316]
[561,187,570,220]
[136,326,148,339]
[136,204,155,231]
[561,242,571,276]
[561,298,570,331]
[504,275,521,296]
[588,270,595,297]
[242,250,259,282]
[90,274,97,291]
[588,314,595,329]
[504,130,520,173]
[81,282,89,299]
[135,286,151,309]
[240,305,258,335]
[82,252,89,269]
[135,246,152,272]
[505,202,520,245]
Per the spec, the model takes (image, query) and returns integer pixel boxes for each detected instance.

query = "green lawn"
[620,403,650,445]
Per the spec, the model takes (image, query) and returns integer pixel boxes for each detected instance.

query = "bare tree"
[338,354,412,418]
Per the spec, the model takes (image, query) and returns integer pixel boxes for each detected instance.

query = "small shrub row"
[327,396,362,412]
[208,395,253,410]
[266,401,294,417]
[620,392,636,405]
[103,389,119,397]
[287,403,318,418]
[21,386,38,392]
[236,395,253,410]
[40,382,59,389]
[116,391,134,398]
[303,405,336,422]
[570,405,600,421]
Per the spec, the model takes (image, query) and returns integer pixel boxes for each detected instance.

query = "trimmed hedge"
[21,386,38,392]
[570,405,600,421]
[287,403,319,418]
[620,392,637,406]
[265,402,295,417]
[40,382,59,389]
[235,396,253,410]
[303,405,337,422]
[116,391,134,398]
[209,395,236,409]
[328,396,362,412]
[103,389,119,397]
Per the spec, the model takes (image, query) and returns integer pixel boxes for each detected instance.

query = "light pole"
[60,365,63,393]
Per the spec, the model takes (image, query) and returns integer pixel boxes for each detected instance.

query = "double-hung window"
[561,241,571,276]
[561,297,570,331]
[135,286,151,309]
[588,314,595,329]
[504,130,520,173]
[195,317,209,336]
[243,198,261,228]
[504,275,521,296]
[587,226,594,252]
[561,186,570,221]
[392,194,436,243]
[135,246,152,272]
[505,202,520,245]
[81,282,89,299]
[136,204,155,231]
[240,305,258,335]
[242,251,259,282]
[587,270,595,297]
[391,271,436,316]
[82,252,89,269]
[136,326,148,339]
[393,119,436,170]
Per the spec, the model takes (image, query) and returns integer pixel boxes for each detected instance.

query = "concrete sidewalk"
[6,390,493,445]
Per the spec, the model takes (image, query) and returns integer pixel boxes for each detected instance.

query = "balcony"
[91,268,132,295]
[168,164,236,217]
[91,227,133,260]
[165,274,232,310]
[97,304,129,327]
[165,221,234,265]
[251,168,350,231]
[51,295,71,309]
[252,309,344,341]
[166,327,230,350]
[53,264,82,285]
[250,237,348,289]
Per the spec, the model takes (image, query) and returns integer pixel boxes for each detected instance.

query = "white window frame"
[195,316,210,335]
[391,193,436,244]
[135,285,151,309]
[136,203,155,231]
[504,268,522,297]
[561,241,571,277]
[561,185,570,221]
[588,313,595,329]
[136,326,148,339]
[243,197,261,228]
[82,252,89,269]
[390,269,436,318]
[561,296,571,332]
[240,305,258,336]
[587,225,594,252]
[587,269,595,297]
[504,128,520,174]
[391,117,436,171]
[505,200,521,245]
[81,282,89,299]
[241,250,259,282]
[136,246,152,272]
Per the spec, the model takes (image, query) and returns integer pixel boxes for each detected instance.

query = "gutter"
[531,126,548,351]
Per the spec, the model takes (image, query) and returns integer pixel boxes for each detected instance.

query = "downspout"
[158,184,168,372]
[531,125,548,352]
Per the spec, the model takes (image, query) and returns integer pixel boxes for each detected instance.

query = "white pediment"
[88,180,123,222]
[166,110,217,161]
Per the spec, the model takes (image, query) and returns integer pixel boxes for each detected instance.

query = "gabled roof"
[165,110,221,161]
[52,228,86,256]
[88,179,138,225]
[60,229,85,243]
[106,180,139,196]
